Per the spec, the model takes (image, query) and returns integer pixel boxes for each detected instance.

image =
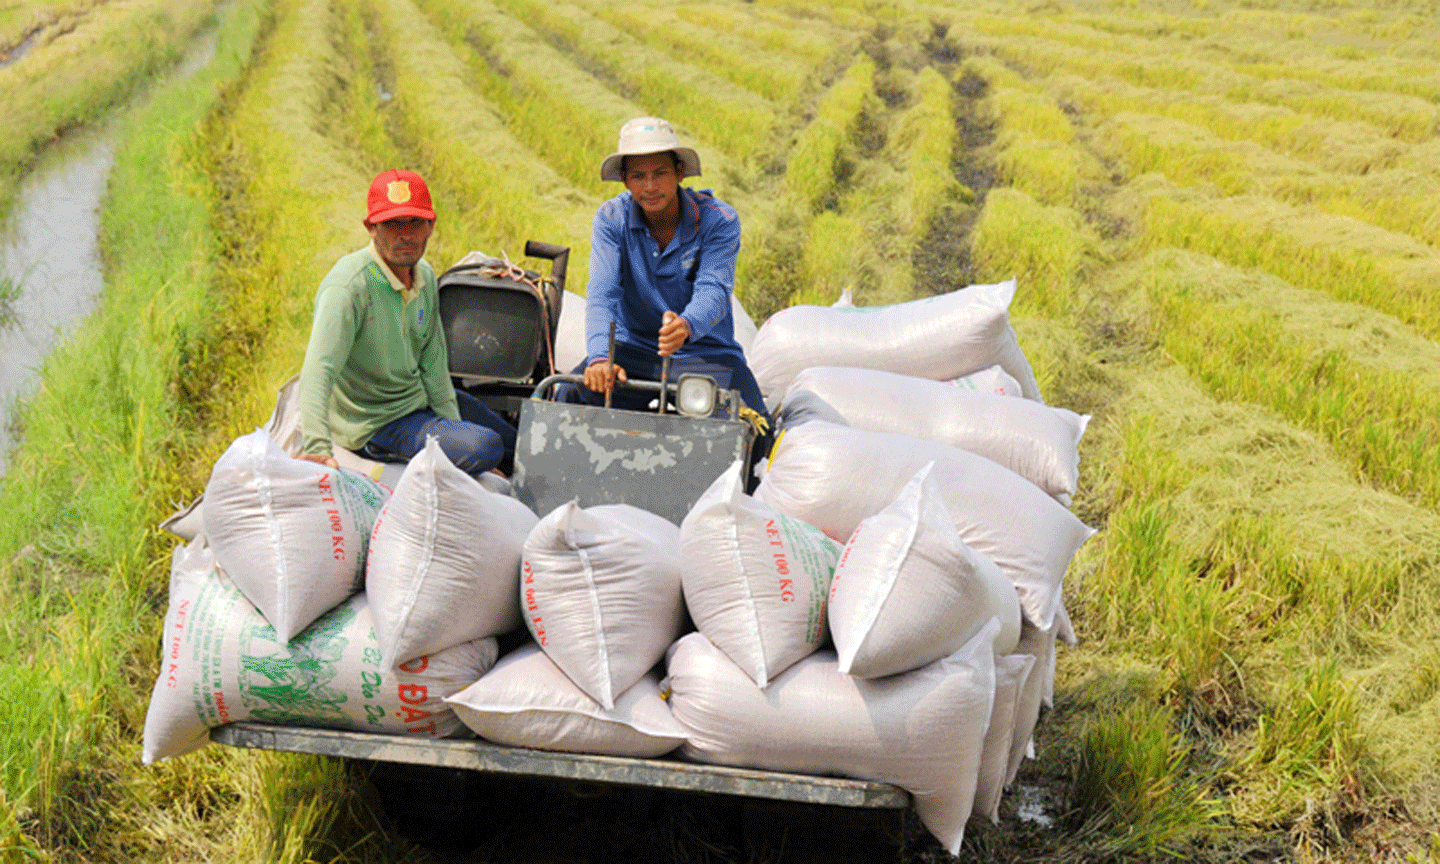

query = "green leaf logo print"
[238,602,358,724]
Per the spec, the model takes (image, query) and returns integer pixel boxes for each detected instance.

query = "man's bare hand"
[583,360,627,393]
[295,452,339,469]
[658,311,690,357]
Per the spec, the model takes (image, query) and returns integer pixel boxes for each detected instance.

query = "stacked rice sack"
[143,279,1090,855]
[662,280,1092,853]
[142,435,528,762]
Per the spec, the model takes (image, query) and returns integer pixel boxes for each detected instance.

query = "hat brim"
[365,204,436,225]
[600,147,701,182]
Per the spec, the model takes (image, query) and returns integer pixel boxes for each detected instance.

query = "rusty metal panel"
[210,723,910,809]
[511,400,753,524]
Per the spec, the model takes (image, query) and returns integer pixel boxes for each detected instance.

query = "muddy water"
[0,23,220,476]
[0,128,113,475]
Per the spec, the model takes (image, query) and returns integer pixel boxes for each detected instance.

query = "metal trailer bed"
[210,722,910,810]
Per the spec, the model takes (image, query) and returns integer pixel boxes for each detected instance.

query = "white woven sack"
[950,364,1023,397]
[747,279,1042,400]
[665,625,998,856]
[1005,607,1073,784]
[142,537,498,764]
[203,429,390,643]
[446,643,686,757]
[366,438,539,666]
[785,366,1089,497]
[974,653,1036,823]
[772,388,849,433]
[829,463,1021,678]
[680,460,842,687]
[522,502,685,709]
[757,422,1093,632]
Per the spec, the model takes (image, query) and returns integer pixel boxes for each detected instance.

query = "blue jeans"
[362,388,516,475]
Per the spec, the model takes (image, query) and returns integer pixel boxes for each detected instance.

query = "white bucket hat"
[600,117,702,182]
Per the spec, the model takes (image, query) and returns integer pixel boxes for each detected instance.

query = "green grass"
[0,0,263,855]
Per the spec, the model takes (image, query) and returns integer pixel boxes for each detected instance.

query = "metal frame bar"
[210,723,910,809]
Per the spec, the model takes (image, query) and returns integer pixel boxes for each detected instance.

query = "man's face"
[623,153,682,220]
[367,216,434,272]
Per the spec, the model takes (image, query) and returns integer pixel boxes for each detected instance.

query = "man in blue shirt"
[560,117,768,423]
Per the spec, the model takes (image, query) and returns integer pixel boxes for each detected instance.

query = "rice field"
[2,0,1439,860]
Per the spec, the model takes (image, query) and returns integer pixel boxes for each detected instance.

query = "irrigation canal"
[0,20,219,477]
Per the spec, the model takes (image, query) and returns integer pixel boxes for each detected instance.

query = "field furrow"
[491,0,778,164]
[412,0,640,200]
[674,3,850,68]
[572,0,814,105]
[0,0,217,212]
[954,22,1440,143]
[366,0,596,276]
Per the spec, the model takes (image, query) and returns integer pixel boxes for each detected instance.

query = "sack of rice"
[1005,607,1074,785]
[366,438,538,665]
[757,422,1093,632]
[974,653,1036,822]
[829,463,1021,678]
[949,364,1023,397]
[680,460,842,687]
[203,429,389,643]
[445,643,687,758]
[665,624,999,856]
[772,388,849,433]
[142,537,498,764]
[747,279,1042,401]
[522,502,685,709]
[784,366,1088,497]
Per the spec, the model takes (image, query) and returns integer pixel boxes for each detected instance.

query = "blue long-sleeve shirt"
[585,187,744,364]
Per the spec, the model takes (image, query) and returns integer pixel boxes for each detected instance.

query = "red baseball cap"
[365,169,435,224]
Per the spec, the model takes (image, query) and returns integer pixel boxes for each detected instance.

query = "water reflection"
[0,15,222,476]
[0,127,113,475]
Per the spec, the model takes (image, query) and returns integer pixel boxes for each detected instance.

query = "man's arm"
[298,283,363,459]
[677,197,741,344]
[584,202,628,364]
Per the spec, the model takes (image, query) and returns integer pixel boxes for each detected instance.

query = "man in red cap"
[295,169,515,476]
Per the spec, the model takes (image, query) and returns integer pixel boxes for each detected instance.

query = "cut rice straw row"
[1046,71,1435,178]
[953,9,1440,128]
[411,0,630,200]
[951,18,1439,143]
[571,0,815,105]
[201,0,384,436]
[1126,180,1440,344]
[1125,249,1440,509]
[784,55,875,210]
[368,0,596,280]
[1089,110,1440,248]
[674,4,847,68]
[492,0,778,162]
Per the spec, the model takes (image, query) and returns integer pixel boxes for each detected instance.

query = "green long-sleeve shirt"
[299,244,459,456]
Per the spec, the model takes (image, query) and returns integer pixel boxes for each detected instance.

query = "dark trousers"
[362,388,516,475]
